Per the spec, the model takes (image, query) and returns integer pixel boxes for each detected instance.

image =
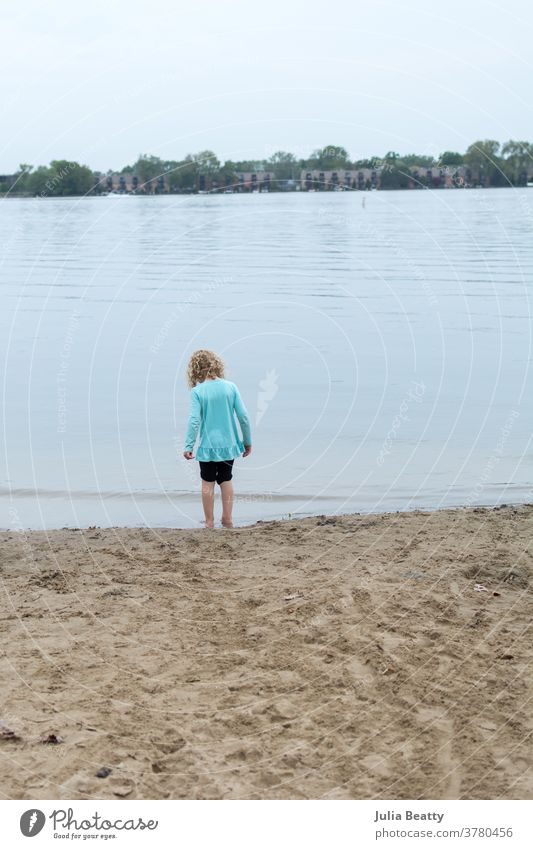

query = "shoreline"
[2,496,532,533]
[1,504,531,799]
[3,184,531,199]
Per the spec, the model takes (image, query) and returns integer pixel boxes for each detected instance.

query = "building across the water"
[234,172,274,192]
[300,165,478,190]
[3,163,531,196]
[410,166,469,188]
[96,170,277,194]
[94,172,167,194]
[300,169,379,191]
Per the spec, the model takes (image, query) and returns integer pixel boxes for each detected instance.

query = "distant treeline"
[2,140,533,196]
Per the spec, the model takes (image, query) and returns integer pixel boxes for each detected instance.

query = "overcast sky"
[1,0,532,172]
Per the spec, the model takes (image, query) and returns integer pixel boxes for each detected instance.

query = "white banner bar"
[1,799,530,848]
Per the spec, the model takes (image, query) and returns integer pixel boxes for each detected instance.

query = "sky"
[1,0,532,172]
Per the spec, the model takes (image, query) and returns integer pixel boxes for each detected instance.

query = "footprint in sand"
[417,706,462,799]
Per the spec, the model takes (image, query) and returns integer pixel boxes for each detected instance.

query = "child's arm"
[234,386,252,455]
[183,388,201,459]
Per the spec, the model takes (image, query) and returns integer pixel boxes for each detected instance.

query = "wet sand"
[1,505,532,799]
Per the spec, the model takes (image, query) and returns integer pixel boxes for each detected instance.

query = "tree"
[185,151,218,190]
[133,154,166,186]
[307,145,350,170]
[501,140,533,186]
[193,150,220,174]
[19,161,93,196]
[402,153,436,167]
[464,140,505,186]
[26,165,51,194]
[48,160,94,195]
[268,151,298,184]
[160,160,180,192]
[232,159,266,172]
[439,151,463,166]
[375,152,412,189]
[11,164,33,193]
[219,160,237,191]
[165,155,197,192]
[379,160,411,189]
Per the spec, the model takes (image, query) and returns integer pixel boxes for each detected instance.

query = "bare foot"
[221,521,233,528]
[203,520,215,529]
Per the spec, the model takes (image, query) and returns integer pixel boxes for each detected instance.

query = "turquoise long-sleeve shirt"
[184,378,252,461]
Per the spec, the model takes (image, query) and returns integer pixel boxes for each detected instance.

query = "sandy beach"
[1,505,531,800]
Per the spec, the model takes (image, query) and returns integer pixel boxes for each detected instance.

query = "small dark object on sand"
[96,767,112,778]
[40,733,64,744]
[0,722,21,742]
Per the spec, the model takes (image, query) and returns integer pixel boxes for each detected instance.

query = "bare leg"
[220,480,234,527]
[201,481,215,528]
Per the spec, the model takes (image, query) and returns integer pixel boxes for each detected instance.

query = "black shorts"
[199,459,234,484]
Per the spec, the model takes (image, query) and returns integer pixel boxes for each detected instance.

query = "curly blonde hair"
[186,349,226,388]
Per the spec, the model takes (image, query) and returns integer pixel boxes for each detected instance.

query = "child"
[183,349,252,528]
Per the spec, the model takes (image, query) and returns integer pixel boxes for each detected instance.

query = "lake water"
[1,189,532,529]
